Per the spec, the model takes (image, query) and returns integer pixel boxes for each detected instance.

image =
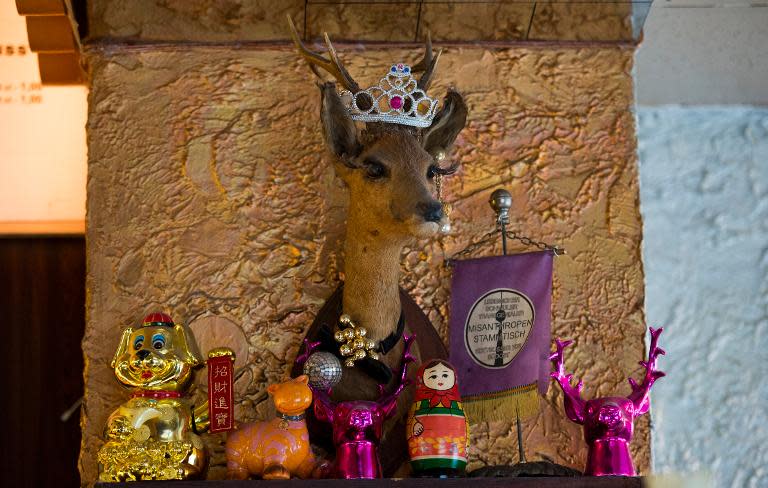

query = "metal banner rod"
[446,187,564,267]
[490,189,512,256]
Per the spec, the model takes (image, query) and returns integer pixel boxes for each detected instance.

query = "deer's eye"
[363,159,388,180]
[427,165,437,180]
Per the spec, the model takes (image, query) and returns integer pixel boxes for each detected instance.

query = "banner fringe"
[462,383,539,423]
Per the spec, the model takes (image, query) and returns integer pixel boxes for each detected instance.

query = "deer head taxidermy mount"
[287,19,467,476]
[288,19,467,361]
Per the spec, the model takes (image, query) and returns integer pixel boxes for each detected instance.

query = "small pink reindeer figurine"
[550,327,665,476]
[297,334,415,479]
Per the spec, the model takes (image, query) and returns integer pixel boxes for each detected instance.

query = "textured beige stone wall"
[81,44,646,483]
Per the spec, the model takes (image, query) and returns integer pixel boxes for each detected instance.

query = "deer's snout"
[418,201,444,223]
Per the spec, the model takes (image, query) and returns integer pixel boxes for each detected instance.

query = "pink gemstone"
[390,96,403,110]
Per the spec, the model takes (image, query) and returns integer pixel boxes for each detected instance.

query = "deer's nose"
[418,201,444,223]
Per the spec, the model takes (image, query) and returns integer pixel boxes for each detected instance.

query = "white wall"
[636,3,768,106]
[639,106,768,487]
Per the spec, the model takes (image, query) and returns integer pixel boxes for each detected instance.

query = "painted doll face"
[422,363,456,391]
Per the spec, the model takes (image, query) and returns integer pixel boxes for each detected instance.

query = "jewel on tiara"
[338,63,438,128]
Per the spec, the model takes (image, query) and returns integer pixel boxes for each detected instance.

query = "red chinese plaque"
[207,354,234,433]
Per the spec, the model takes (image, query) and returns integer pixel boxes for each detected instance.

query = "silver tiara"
[339,63,438,128]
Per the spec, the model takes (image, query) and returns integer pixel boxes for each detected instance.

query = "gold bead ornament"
[335,314,380,367]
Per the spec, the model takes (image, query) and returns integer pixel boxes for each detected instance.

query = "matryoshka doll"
[407,360,469,477]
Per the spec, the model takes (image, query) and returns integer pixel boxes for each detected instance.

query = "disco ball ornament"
[303,352,343,390]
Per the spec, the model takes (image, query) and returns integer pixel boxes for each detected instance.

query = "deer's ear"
[320,82,361,161]
[422,89,467,158]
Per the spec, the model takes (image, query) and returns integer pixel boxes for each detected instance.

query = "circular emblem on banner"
[464,288,535,369]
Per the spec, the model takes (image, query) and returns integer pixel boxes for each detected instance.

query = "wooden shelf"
[0,220,84,236]
[96,476,644,487]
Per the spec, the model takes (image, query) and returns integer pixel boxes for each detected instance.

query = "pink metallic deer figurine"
[297,334,416,479]
[550,327,665,476]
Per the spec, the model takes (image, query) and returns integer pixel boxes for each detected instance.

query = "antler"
[311,386,337,424]
[411,31,442,92]
[295,338,322,367]
[549,338,587,424]
[377,333,416,418]
[627,327,666,415]
[287,15,360,93]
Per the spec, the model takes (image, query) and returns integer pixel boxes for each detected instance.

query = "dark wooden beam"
[0,237,85,488]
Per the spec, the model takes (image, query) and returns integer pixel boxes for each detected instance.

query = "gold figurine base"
[98,438,206,482]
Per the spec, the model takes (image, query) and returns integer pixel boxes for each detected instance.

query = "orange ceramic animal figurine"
[225,375,325,479]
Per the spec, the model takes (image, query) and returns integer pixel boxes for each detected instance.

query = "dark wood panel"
[0,237,85,488]
[97,477,643,487]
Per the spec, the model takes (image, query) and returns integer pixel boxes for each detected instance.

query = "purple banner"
[449,251,553,400]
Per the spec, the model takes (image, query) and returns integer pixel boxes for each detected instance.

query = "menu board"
[0,3,86,228]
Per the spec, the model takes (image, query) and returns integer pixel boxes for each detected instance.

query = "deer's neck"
[342,217,404,343]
